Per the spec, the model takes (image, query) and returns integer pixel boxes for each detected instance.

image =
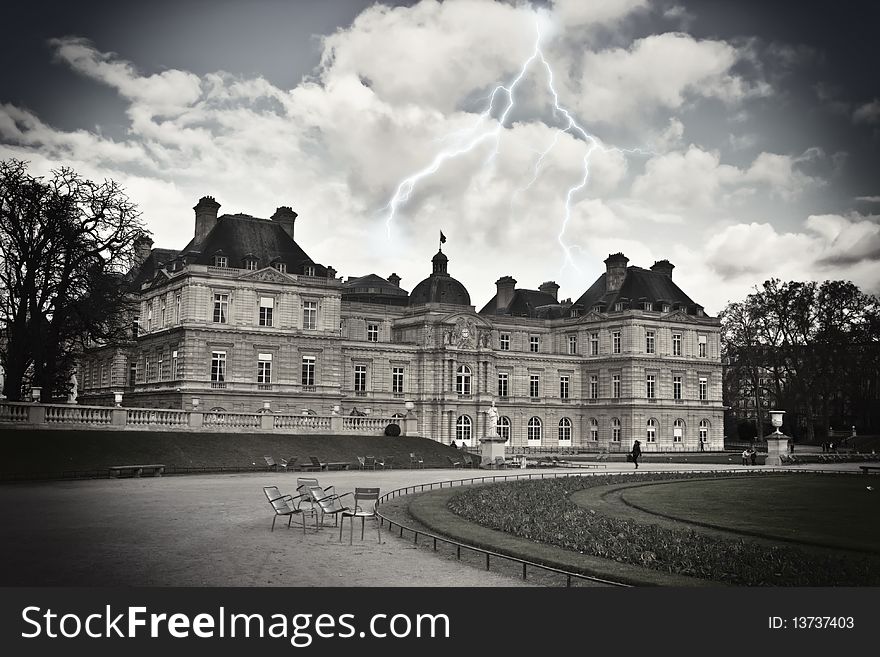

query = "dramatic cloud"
[0,0,868,314]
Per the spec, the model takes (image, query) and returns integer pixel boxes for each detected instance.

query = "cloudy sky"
[2,0,878,314]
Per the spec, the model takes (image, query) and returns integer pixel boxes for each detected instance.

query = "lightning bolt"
[382,14,652,274]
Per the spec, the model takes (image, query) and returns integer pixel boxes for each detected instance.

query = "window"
[699,377,708,401]
[456,365,472,395]
[213,255,227,268]
[646,330,655,354]
[527,417,542,444]
[392,367,404,394]
[699,335,707,357]
[614,302,624,311]
[560,375,570,399]
[673,375,682,400]
[672,333,681,356]
[146,307,152,332]
[499,333,510,351]
[211,351,226,383]
[589,418,599,442]
[589,375,598,400]
[367,323,379,342]
[612,374,620,398]
[129,363,136,388]
[171,350,179,379]
[497,416,511,443]
[302,301,317,330]
[673,419,684,443]
[456,415,472,445]
[590,333,599,355]
[259,297,274,327]
[699,419,709,444]
[304,265,315,277]
[529,374,540,399]
[274,262,287,273]
[612,418,621,442]
[644,301,653,311]
[646,419,657,443]
[612,331,621,354]
[646,374,655,399]
[662,304,671,313]
[160,302,166,328]
[213,294,228,324]
[558,418,572,443]
[157,354,164,380]
[245,259,257,270]
[354,365,367,393]
[530,336,539,353]
[175,293,181,324]
[497,372,509,398]
[302,356,316,386]
[257,353,272,384]
[568,335,577,355]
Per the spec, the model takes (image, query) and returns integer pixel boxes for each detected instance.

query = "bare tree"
[0,160,148,401]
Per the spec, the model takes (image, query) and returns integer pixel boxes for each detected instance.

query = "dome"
[409,249,471,306]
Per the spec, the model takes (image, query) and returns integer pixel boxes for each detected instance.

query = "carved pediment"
[240,267,292,283]
[665,310,696,323]
[577,310,605,323]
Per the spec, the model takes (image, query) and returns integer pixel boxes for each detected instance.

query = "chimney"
[193,196,221,245]
[495,276,517,313]
[271,206,298,240]
[604,253,629,293]
[134,234,154,267]
[388,273,401,287]
[650,259,675,279]
[538,281,559,302]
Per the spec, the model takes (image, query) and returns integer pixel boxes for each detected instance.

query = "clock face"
[461,328,470,338]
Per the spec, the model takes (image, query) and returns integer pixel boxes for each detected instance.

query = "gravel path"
[0,463,863,586]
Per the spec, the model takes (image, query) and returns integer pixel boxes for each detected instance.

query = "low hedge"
[447,472,879,586]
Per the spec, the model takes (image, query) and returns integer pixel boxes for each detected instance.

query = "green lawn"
[0,429,471,479]
[620,474,880,553]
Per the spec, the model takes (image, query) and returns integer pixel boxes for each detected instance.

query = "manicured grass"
[0,429,471,479]
[619,474,880,553]
[447,473,880,586]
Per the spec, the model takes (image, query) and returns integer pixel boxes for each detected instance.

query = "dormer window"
[662,304,671,313]
[643,301,653,311]
[614,302,624,312]
[245,259,258,271]
[213,255,227,268]
[570,308,579,318]
[273,262,287,273]
[303,265,315,277]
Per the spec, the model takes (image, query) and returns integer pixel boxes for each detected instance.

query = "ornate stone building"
[78,197,724,451]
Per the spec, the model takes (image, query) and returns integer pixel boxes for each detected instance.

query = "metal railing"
[375,471,633,588]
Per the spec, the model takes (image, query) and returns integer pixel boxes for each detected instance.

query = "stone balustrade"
[0,401,415,436]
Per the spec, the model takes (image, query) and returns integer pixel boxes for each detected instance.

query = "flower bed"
[447,472,879,586]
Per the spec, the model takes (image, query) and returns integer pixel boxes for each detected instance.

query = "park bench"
[109,464,165,478]
[859,466,880,474]
[326,462,351,471]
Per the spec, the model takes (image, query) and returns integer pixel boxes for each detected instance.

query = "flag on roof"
[440,231,447,244]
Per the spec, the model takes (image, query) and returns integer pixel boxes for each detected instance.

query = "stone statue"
[67,373,78,404]
[485,401,499,437]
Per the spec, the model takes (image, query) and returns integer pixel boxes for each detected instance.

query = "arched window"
[646,418,657,443]
[673,418,685,443]
[456,365,471,395]
[527,417,542,444]
[611,417,621,442]
[456,415,472,445]
[589,418,599,442]
[497,416,511,443]
[558,417,572,443]
[699,419,709,444]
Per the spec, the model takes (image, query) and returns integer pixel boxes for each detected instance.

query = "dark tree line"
[721,279,880,441]
[0,160,148,401]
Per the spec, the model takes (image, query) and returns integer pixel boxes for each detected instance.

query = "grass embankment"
[0,429,469,480]
[446,472,880,586]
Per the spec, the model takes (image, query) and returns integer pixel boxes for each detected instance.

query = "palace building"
[78,197,724,451]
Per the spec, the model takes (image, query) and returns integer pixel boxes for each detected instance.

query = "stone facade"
[78,200,723,451]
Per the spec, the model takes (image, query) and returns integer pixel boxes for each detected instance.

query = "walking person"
[631,440,642,469]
